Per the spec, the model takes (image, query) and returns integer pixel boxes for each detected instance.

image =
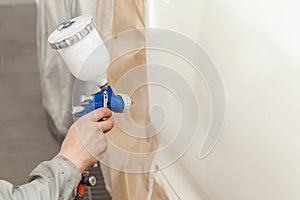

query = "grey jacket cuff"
[29,155,82,200]
[0,156,81,200]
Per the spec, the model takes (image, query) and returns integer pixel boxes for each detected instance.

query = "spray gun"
[48,15,131,199]
[48,15,131,116]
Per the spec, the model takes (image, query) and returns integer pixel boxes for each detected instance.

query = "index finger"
[84,108,112,122]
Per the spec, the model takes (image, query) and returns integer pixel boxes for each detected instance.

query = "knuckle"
[99,136,108,151]
[94,110,103,120]
[100,144,107,153]
[98,132,106,140]
[97,123,105,132]
[106,119,114,126]
[103,144,108,151]
[98,108,111,116]
[98,119,114,131]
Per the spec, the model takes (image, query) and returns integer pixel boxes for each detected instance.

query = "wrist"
[58,153,86,173]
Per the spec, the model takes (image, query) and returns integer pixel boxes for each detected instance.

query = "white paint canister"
[48,15,110,87]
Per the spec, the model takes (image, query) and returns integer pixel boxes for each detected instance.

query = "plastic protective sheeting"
[37,0,114,140]
[100,0,168,199]
[37,0,168,199]
[37,0,77,140]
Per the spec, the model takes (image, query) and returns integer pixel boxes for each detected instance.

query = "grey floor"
[0,3,60,185]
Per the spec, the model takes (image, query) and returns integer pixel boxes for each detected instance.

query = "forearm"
[0,156,81,200]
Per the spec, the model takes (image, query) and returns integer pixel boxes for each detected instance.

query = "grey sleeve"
[0,156,81,200]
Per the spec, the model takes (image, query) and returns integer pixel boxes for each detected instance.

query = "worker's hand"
[58,108,114,173]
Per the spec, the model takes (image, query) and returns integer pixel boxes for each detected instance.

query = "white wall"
[147,0,300,199]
